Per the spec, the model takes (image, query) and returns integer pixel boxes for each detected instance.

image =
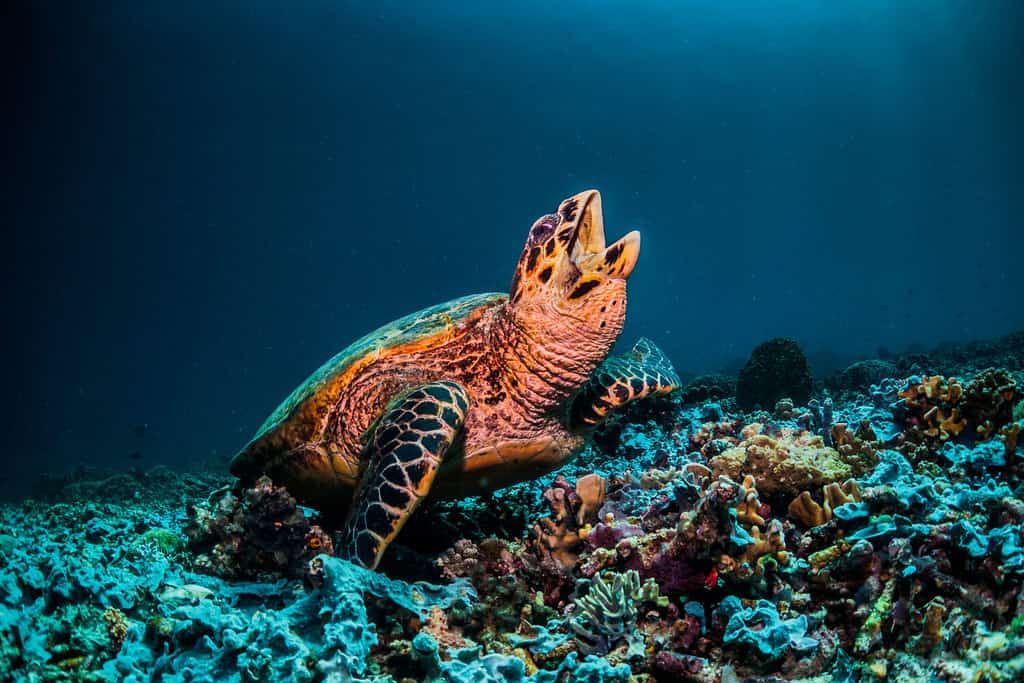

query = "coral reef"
[826,359,899,398]
[3,335,1024,682]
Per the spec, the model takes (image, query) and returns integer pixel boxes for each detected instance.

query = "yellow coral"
[709,427,862,494]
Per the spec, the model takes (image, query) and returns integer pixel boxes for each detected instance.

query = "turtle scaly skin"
[231,190,681,569]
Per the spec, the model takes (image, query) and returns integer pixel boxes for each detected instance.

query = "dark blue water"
[5,1,1021,489]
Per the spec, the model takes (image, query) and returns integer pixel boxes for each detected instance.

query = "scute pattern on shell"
[248,292,507,446]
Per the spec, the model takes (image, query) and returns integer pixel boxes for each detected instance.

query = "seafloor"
[3,332,1024,682]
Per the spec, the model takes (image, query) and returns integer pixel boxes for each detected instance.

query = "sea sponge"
[718,596,818,661]
[736,338,813,411]
[709,427,873,494]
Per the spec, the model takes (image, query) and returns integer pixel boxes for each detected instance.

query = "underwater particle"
[736,337,812,411]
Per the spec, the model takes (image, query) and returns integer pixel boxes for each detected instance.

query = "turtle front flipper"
[341,381,469,570]
[570,337,681,431]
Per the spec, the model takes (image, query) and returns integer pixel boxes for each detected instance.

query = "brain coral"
[736,338,813,411]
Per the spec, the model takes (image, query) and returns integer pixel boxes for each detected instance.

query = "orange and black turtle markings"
[341,381,469,569]
[230,190,680,570]
[603,241,624,266]
[570,337,683,431]
[559,196,579,222]
[568,278,600,299]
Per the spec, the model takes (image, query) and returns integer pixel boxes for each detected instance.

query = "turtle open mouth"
[569,190,641,279]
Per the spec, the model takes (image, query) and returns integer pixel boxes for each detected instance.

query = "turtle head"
[509,189,640,349]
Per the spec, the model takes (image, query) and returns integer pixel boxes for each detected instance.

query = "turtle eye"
[527,215,557,246]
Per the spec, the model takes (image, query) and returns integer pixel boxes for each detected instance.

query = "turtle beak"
[561,190,641,280]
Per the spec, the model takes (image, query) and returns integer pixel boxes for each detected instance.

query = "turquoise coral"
[718,596,818,661]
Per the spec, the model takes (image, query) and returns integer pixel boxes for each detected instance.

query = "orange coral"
[898,375,969,446]
[787,479,861,527]
[735,475,766,527]
[532,474,607,570]
[899,371,1019,449]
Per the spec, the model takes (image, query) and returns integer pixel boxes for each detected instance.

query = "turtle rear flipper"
[341,381,468,570]
[570,337,681,430]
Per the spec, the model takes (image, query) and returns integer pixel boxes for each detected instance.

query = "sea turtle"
[231,190,680,569]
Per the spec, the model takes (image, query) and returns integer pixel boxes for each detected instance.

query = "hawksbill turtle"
[231,190,680,569]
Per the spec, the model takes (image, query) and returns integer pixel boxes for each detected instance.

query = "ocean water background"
[4,0,1021,493]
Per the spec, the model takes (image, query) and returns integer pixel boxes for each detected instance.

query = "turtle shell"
[231,292,507,477]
